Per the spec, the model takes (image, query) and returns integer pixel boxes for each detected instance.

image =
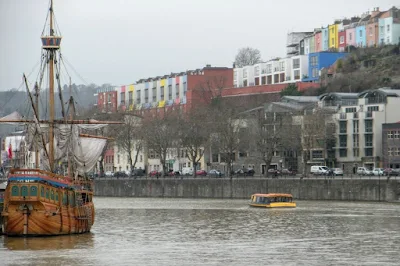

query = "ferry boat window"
[55,192,59,202]
[40,187,45,197]
[21,186,28,197]
[51,190,55,200]
[46,188,50,199]
[30,186,38,197]
[11,186,19,196]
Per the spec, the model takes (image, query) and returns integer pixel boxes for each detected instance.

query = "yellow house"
[328,24,339,49]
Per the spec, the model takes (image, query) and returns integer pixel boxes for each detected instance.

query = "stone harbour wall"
[94,179,400,202]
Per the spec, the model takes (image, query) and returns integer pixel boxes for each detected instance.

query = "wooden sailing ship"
[0,0,119,236]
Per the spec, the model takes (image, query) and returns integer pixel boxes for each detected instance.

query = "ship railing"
[9,169,72,183]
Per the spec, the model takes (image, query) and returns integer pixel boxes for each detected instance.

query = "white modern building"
[319,88,400,173]
[233,55,309,88]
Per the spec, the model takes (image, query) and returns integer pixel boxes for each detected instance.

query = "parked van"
[310,165,329,175]
[181,167,193,176]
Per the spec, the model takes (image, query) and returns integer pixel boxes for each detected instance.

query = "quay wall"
[94,179,400,202]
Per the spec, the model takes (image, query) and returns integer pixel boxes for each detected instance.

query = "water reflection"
[3,233,94,250]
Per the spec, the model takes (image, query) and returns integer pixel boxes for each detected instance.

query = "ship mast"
[42,0,60,172]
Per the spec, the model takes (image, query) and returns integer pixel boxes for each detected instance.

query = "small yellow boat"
[249,193,296,208]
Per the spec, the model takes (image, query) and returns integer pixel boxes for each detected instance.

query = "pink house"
[314,31,322,52]
[345,27,356,47]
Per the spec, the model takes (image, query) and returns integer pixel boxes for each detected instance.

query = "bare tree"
[234,47,262,68]
[246,108,300,177]
[142,110,179,176]
[115,114,143,176]
[300,108,336,177]
[209,104,246,178]
[179,108,210,177]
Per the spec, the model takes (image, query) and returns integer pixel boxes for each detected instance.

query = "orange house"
[366,7,384,47]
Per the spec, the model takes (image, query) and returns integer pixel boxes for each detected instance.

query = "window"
[331,38,334,46]
[395,131,399,139]
[312,150,323,159]
[367,106,379,112]
[254,66,260,76]
[380,26,384,34]
[152,87,156,102]
[117,154,120,164]
[266,64,272,74]
[168,85,172,100]
[388,131,393,139]
[175,84,179,98]
[349,33,352,41]
[128,91,133,105]
[120,92,125,105]
[339,135,347,147]
[339,121,347,134]
[359,30,363,37]
[365,134,373,147]
[160,86,164,100]
[345,107,356,113]
[144,89,149,103]
[310,56,318,66]
[388,147,393,156]
[312,68,318,78]
[387,25,390,32]
[140,155,143,162]
[136,90,141,104]
[340,36,344,44]
[369,27,373,36]
[243,69,248,78]
[365,120,373,133]
[293,58,300,69]
[365,148,373,157]
[339,149,347,157]
[353,134,359,147]
[353,148,359,157]
[396,147,400,156]
[183,82,187,97]
[294,70,300,80]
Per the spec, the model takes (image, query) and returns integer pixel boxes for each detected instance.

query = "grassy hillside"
[305,45,400,95]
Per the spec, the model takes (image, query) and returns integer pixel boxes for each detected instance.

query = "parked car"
[372,168,384,176]
[357,167,372,176]
[149,170,162,177]
[114,171,128,178]
[234,168,255,177]
[105,171,114,177]
[332,168,343,176]
[281,168,296,176]
[384,168,400,176]
[196,170,207,176]
[208,169,223,177]
[310,166,329,175]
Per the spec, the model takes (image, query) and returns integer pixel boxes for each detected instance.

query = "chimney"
[233,62,236,68]
[371,7,380,17]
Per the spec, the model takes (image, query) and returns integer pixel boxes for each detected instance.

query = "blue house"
[303,52,348,82]
[355,25,366,47]
[321,27,329,51]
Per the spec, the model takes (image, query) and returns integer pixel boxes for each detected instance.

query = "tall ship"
[0,0,118,236]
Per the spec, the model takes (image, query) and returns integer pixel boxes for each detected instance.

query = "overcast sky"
[0,0,396,90]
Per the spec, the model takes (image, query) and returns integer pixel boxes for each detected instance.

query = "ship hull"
[1,170,95,236]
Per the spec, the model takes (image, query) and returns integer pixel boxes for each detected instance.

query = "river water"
[1,198,400,266]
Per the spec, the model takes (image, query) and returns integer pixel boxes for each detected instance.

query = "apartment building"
[233,55,309,88]
[382,122,400,169]
[303,52,348,82]
[319,89,400,173]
